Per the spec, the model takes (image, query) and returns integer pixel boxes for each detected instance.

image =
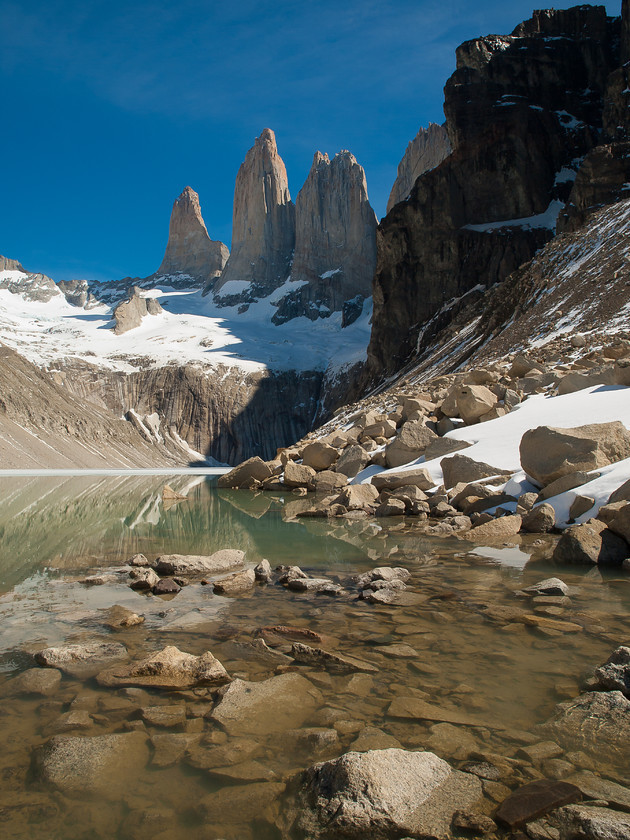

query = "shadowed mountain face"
[363,4,620,388]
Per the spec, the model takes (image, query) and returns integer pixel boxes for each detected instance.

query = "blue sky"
[1,0,622,283]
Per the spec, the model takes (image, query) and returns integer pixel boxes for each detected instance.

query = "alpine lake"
[0,473,628,839]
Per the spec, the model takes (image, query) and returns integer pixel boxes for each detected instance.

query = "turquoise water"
[0,474,628,839]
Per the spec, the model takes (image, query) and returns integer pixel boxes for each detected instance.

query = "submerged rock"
[286,748,483,839]
[494,779,582,829]
[35,641,128,678]
[7,667,62,696]
[97,645,229,689]
[291,642,378,674]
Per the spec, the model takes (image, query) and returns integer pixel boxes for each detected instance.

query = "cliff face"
[273,151,377,326]
[157,186,228,284]
[213,129,295,302]
[363,4,619,385]
[386,123,451,214]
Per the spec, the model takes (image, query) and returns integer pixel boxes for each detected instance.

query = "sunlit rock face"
[213,128,295,302]
[386,123,451,214]
[157,186,228,285]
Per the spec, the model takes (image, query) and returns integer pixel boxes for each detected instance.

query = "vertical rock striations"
[157,186,228,285]
[273,151,377,325]
[386,124,451,214]
[362,4,620,387]
[214,129,295,302]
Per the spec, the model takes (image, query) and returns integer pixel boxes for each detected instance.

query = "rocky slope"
[386,123,451,214]
[363,4,621,387]
[0,345,197,468]
[156,186,228,285]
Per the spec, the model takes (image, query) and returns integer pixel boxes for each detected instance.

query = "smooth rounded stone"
[541,690,630,768]
[522,578,569,597]
[552,804,630,840]
[254,559,273,583]
[593,646,630,697]
[141,704,187,728]
[7,667,62,696]
[129,568,160,590]
[105,605,145,630]
[35,641,128,679]
[196,781,286,826]
[494,779,583,829]
[150,733,199,768]
[154,550,245,576]
[285,748,483,839]
[426,722,478,760]
[153,578,181,596]
[209,674,323,736]
[97,646,229,690]
[349,726,402,752]
[213,569,256,595]
[522,503,556,533]
[33,732,149,797]
[291,642,378,674]
[302,442,339,471]
[464,514,523,542]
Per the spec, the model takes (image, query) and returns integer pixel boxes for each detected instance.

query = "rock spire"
[157,186,228,284]
[386,124,451,213]
[273,150,377,325]
[214,129,295,299]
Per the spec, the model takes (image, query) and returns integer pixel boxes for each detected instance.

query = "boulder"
[441,454,505,488]
[310,470,348,493]
[375,499,407,517]
[494,780,582,829]
[606,503,630,543]
[385,422,438,468]
[520,422,630,487]
[7,667,62,696]
[423,437,471,461]
[254,559,273,583]
[553,804,630,840]
[213,569,256,595]
[608,477,630,504]
[521,503,556,533]
[302,442,339,471]
[129,567,160,590]
[155,550,244,576]
[522,578,569,597]
[542,690,630,768]
[287,748,483,839]
[509,353,540,378]
[217,457,273,488]
[363,419,397,439]
[552,520,628,566]
[97,646,229,689]
[105,605,145,630]
[33,733,149,797]
[208,674,323,736]
[335,444,371,478]
[538,471,597,501]
[152,578,181,595]
[569,495,595,520]
[465,514,522,542]
[456,385,498,424]
[35,642,128,679]
[371,469,434,492]
[335,483,379,510]
[593,646,630,697]
[284,461,317,488]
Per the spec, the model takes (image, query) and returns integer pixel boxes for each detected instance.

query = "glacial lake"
[0,473,629,839]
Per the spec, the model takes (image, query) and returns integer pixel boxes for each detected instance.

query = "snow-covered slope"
[0,268,372,376]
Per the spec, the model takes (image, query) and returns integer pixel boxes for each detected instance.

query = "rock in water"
[156,186,228,285]
[286,748,483,839]
[97,645,229,689]
[35,641,128,678]
[274,150,377,325]
[387,123,452,213]
[214,128,295,300]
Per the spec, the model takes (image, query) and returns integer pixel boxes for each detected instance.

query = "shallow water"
[0,474,629,839]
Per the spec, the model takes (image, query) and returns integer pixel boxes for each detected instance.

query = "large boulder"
[155,550,244,576]
[385,422,438,468]
[606,502,630,543]
[552,520,628,566]
[520,422,630,487]
[301,442,339,471]
[372,469,434,492]
[554,805,630,840]
[335,483,379,510]
[542,690,630,768]
[335,445,371,478]
[441,454,505,488]
[208,674,322,736]
[594,646,630,697]
[465,514,522,542]
[97,646,229,689]
[455,385,498,424]
[35,642,128,679]
[286,748,483,839]
[33,733,149,797]
[217,457,273,488]
[284,461,317,488]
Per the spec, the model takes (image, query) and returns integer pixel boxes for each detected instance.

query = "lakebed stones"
[105,605,145,630]
[35,641,128,679]
[291,642,378,674]
[154,549,245,576]
[34,732,149,797]
[553,804,630,840]
[520,422,630,487]
[209,674,323,736]
[7,667,62,696]
[286,748,483,839]
[494,779,582,829]
[97,646,229,689]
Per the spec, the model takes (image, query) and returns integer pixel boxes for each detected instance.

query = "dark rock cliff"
[362,4,620,389]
